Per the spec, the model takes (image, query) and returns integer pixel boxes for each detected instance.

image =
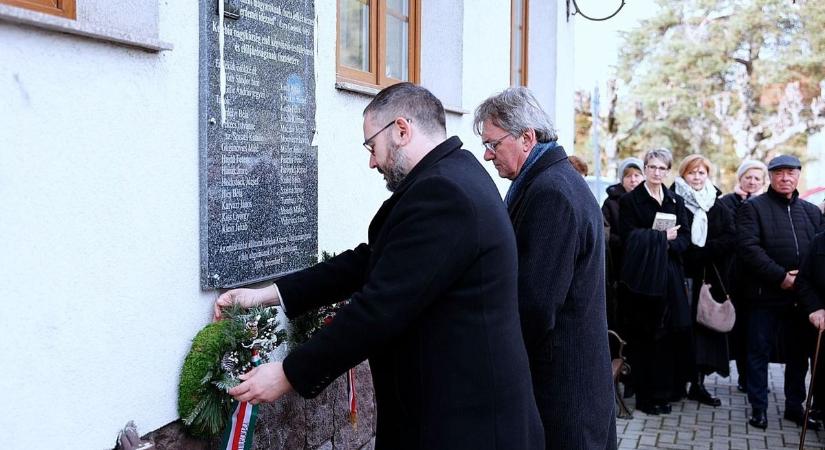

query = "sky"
[573,0,660,93]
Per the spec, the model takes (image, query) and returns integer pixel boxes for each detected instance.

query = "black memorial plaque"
[199,0,317,289]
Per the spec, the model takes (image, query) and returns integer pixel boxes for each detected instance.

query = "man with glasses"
[214,82,544,449]
[474,87,617,450]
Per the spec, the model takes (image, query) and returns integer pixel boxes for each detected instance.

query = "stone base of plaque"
[135,362,375,450]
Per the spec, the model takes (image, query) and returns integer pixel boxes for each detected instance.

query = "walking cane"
[800,328,824,450]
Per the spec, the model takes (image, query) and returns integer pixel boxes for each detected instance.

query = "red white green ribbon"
[347,367,357,427]
[220,351,262,450]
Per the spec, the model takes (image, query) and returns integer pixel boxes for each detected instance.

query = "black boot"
[749,408,767,429]
[688,376,721,407]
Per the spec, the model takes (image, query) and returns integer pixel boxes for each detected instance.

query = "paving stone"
[616,362,825,450]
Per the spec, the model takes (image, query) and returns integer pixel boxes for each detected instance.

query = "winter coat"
[618,183,692,334]
[797,232,825,314]
[279,137,545,450]
[507,146,617,450]
[736,186,825,308]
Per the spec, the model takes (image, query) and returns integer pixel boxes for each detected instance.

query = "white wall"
[0,3,203,449]
[0,1,574,448]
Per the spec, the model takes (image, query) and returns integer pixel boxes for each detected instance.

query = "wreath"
[177,305,286,438]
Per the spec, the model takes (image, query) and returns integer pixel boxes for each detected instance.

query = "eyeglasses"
[363,119,411,154]
[645,165,670,173]
[482,133,512,154]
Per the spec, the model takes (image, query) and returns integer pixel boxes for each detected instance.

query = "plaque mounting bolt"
[209,117,217,125]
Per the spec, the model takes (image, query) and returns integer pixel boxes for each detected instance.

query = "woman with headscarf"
[602,157,645,398]
[673,154,736,407]
[603,157,644,331]
[719,159,768,392]
[618,148,691,415]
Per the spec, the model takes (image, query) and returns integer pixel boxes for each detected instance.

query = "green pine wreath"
[178,305,286,438]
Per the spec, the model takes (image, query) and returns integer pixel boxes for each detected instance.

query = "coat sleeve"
[737,201,787,285]
[281,176,478,398]
[513,182,591,352]
[796,236,825,314]
[277,244,370,318]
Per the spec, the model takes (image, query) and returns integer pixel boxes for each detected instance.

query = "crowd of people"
[206,80,825,448]
[604,149,825,430]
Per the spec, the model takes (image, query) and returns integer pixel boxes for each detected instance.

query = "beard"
[378,141,408,192]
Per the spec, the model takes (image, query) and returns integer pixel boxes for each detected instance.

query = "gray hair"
[643,148,673,169]
[363,82,446,137]
[473,87,558,143]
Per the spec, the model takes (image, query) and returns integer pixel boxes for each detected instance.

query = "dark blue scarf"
[504,141,557,208]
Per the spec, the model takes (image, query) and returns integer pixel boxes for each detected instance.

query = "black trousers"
[746,306,811,412]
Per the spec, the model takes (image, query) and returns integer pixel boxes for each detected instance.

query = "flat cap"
[767,154,802,171]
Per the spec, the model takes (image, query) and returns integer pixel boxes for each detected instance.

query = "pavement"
[616,363,825,449]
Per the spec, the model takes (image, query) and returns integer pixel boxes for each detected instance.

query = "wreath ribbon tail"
[220,349,263,450]
[347,367,357,429]
[220,400,258,450]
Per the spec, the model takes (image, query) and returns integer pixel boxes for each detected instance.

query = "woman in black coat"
[618,148,692,415]
[603,157,644,332]
[718,159,768,391]
[673,155,736,407]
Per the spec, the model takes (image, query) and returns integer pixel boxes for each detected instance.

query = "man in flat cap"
[737,154,825,429]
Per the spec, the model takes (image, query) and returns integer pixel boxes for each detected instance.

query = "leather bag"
[696,264,735,333]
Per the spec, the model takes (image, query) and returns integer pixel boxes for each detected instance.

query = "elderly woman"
[673,155,736,407]
[602,157,644,395]
[603,159,644,335]
[718,159,768,392]
[719,160,768,212]
[618,148,691,415]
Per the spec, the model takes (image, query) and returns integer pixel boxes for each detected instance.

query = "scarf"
[504,141,556,208]
[674,177,716,247]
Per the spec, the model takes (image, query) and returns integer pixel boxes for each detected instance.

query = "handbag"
[696,263,736,333]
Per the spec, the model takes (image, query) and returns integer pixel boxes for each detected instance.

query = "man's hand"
[214,285,280,320]
[780,270,798,290]
[666,225,681,241]
[810,309,825,331]
[227,362,293,405]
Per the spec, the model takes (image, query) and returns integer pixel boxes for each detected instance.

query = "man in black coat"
[737,154,825,430]
[474,87,617,450]
[214,83,544,449]
[798,231,825,418]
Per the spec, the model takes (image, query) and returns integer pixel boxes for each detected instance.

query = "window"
[511,0,528,86]
[337,0,420,88]
[0,0,76,19]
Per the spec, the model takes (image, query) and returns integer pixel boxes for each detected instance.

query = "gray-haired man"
[474,87,617,450]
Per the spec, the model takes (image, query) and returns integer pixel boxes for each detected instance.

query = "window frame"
[510,0,529,86]
[336,0,421,89]
[0,0,76,20]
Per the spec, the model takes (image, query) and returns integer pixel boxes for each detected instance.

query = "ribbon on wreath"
[347,367,357,428]
[220,350,262,450]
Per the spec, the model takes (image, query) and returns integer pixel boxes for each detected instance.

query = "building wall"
[0,1,575,448]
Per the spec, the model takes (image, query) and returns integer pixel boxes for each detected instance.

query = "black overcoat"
[507,146,617,450]
[278,137,544,450]
[736,187,824,308]
[797,231,825,314]
[682,192,736,376]
[618,182,692,333]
